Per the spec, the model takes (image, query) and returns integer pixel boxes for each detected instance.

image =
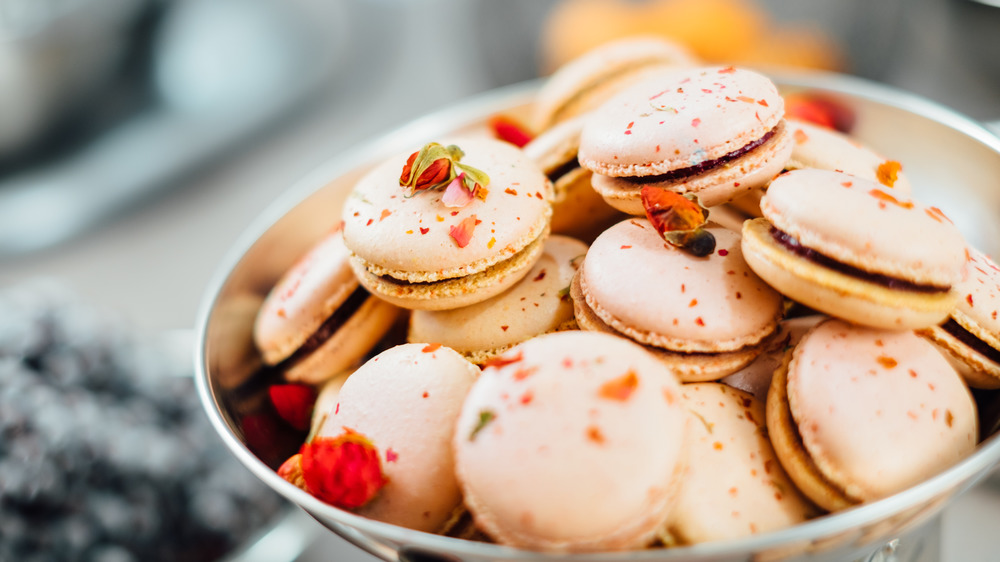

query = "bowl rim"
[195,69,1000,560]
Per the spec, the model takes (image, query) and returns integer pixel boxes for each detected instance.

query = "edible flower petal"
[442,173,476,208]
[449,214,478,248]
[490,115,533,147]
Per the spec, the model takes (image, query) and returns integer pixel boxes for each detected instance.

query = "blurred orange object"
[540,0,844,74]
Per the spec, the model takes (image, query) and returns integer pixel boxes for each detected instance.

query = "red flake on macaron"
[520,391,534,405]
[501,325,509,332]
[419,227,429,235]
[737,96,755,104]
[793,129,809,144]
[876,160,902,188]
[869,189,913,210]
[967,294,974,306]
[482,351,524,370]
[300,429,387,510]
[449,214,478,248]
[599,370,639,402]
[718,66,736,74]
[946,410,955,427]
[586,426,606,444]
[386,448,399,463]
[535,191,544,199]
[877,356,898,369]
[422,343,442,353]
[513,366,538,381]
[689,299,698,307]
[691,117,701,127]
[269,384,318,432]
[620,245,632,249]
[379,209,392,221]
[842,181,853,188]
[718,249,729,256]
[366,219,374,226]
[926,206,953,223]
[505,187,518,195]
[758,99,769,107]
[695,317,705,326]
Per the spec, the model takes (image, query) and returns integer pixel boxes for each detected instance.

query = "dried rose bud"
[641,186,715,257]
[301,429,387,510]
[278,453,309,491]
[399,142,490,202]
[269,383,318,432]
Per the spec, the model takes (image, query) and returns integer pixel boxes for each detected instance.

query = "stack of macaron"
[244,36,994,554]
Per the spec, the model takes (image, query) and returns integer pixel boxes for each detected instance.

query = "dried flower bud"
[300,429,387,510]
[641,186,715,256]
[399,142,490,202]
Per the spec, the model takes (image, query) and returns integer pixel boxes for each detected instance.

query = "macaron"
[342,138,553,311]
[572,218,784,381]
[578,66,793,215]
[318,343,479,532]
[918,248,1000,389]
[253,227,401,384]
[767,318,977,512]
[741,169,967,330]
[309,369,351,437]
[533,36,697,132]
[453,331,688,551]
[727,117,913,218]
[408,235,586,365]
[664,383,818,545]
[521,116,624,241]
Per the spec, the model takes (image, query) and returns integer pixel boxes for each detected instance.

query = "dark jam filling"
[769,227,950,294]
[942,318,1000,364]
[547,158,581,184]
[624,128,776,185]
[275,286,371,370]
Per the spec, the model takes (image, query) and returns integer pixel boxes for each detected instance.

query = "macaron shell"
[722,315,825,401]
[760,169,966,287]
[787,319,977,503]
[324,343,479,532]
[254,228,358,364]
[408,236,587,361]
[582,219,783,353]
[571,271,762,381]
[282,295,400,384]
[742,217,959,330]
[578,66,785,178]
[533,36,698,130]
[453,331,687,551]
[786,119,912,194]
[919,324,1000,389]
[311,370,351,437]
[349,229,547,311]
[951,249,1000,350]
[342,138,552,282]
[667,383,817,544]
[589,120,792,212]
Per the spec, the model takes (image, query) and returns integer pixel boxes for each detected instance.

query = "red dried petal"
[490,115,533,147]
[868,189,913,209]
[422,343,442,353]
[442,174,475,208]
[641,186,707,235]
[482,350,524,370]
[269,384,318,432]
[301,429,386,510]
[399,151,418,184]
[449,214,478,248]
[876,160,902,188]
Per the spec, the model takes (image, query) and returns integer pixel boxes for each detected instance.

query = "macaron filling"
[273,287,371,369]
[546,158,581,185]
[942,319,1000,364]
[621,126,778,184]
[769,226,950,293]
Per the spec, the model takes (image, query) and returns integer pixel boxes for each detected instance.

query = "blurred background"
[0,0,998,560]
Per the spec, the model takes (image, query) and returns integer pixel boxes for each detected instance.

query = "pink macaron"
[767,318,977,512]
[253,226,401,384]
[453,331,688,551]
[578,66,793,215]
[742,169,968,330]
[316,343,479,532]
[573,218,784,381]
[919,248,1000,389]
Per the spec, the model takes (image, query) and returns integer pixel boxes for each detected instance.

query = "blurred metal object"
[0,0,348,258]
[196,72,1000,562]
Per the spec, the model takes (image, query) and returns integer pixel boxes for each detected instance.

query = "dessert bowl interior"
[196,71,1000,562]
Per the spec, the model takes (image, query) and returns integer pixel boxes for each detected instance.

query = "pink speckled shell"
[788,319,977,502]
[953,248,1000,345]
[761,169,967,287]
[324,344,479,532]
[786,119,912,194]
[453,331,687,551]
[578,66,784,177]
[582,219,783,352]
[253,227,357,364]
[343,138,552,276]
[670,383,816,543]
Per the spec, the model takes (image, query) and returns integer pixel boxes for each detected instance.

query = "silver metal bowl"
[196,71,1000,562]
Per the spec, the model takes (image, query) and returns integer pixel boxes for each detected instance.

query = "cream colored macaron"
[742,169,967,330]
[453,331,688,551]
[767,318,977,512]
[533,35,697,132]
[342,138,553,311]
[318,343,479,532]
[664,383,818,545]
[522,115,624,241]
[573,218,784,381]
[408,235,586,365]
[918,248,1000,389]
[253,227,400,384]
